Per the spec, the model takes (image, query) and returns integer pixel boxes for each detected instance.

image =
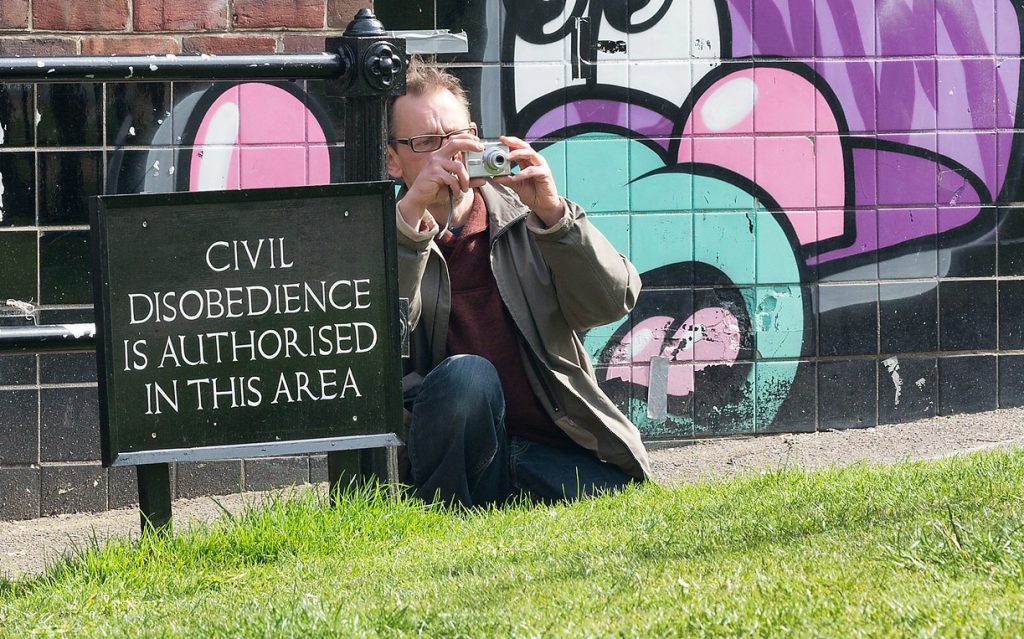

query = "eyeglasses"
[389,126,477,153]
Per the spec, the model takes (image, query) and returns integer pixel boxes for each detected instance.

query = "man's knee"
[413,355,505,432]
[422,355,501,403]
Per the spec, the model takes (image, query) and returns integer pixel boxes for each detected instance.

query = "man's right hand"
[398,134,484,229]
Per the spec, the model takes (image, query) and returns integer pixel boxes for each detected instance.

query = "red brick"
[326,0,371,29]
[182,35,278,54]
[33,0,130,31]
[133,0,228,32]
[0,0,30,30]
[281,34,328,52]
[0,37,78,56]
[82,36,181,55]
[232,0,325,29]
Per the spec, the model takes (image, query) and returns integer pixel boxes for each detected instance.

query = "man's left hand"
[492,136,565,227]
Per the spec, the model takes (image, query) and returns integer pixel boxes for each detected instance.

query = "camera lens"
[483,148,507,173]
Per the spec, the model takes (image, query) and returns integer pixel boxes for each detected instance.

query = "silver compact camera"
[465,142,512,178]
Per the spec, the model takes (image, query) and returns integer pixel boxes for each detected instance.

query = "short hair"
[388,55,471,137]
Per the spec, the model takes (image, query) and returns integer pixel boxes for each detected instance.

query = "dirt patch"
[4,407,1024,579]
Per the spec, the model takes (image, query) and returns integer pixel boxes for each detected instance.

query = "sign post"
[91,183,403,531]
[326,9,407,488]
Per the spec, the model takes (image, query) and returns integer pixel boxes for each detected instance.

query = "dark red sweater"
[436,190,572,447]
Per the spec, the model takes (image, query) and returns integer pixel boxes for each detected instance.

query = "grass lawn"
[2,450,1023,637]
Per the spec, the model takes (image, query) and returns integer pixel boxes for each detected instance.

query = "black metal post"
[325,9,406,495]
[137,463,172,534]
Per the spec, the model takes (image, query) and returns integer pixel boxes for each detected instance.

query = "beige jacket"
[397,183,652,480]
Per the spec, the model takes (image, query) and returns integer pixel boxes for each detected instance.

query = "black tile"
[0,152,36,227]
[939,280,997,352]
[447,67,490,138]
[37,308,95,325]
[36,83,103,147]
[818,359,877,430]
[106,82,173,147]
[0,314,35,328]
[878,356,937,424]
[999,355,1024,408]
[244,457,310,492]
[999,280,1024,350]
[40,387,101,463]
[693,362,755,435]
[0,354,35,385]
[40,352,97,384]
[0,230,37,302]
[758,360,816,433]
[107,465,139,510]
[940,207,996,277]
[0,467,40,520]
[41,464,107,516]
[38,151,103,225]
[39,230,92,305]
[939,355,998,415]
[594,365,632,418]
[998,205,1024,276]
[818,284,878,356]
[436,0,503,63]
[374,0,434,30]
[879,282,938,354]
[0,83,34,147]
[303,80,345,146]
[176,460,242,499]
[107,147,179,194]
[0,388,38,464]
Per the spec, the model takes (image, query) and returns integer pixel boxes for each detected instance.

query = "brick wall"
[0,0,370,55]
[0,0,371,520]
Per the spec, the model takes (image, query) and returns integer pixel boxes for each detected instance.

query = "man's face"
[387,88,474,204]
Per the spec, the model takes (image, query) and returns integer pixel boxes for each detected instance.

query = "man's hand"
[492,136,565,227]
[398,133,484,229]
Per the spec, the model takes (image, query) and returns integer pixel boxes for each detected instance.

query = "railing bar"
[0,53,346,83]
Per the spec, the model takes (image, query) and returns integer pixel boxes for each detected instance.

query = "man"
[389,58,651,507]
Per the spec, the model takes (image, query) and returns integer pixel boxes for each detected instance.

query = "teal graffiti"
[543,134,804,436]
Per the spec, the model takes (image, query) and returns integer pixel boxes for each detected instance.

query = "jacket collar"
[480,182,531,240]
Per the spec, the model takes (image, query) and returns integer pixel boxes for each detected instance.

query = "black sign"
[90,183,401,467]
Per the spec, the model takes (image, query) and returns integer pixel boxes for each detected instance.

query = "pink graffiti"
[605,308,741,397]
[678,67,845,246]
[189,83,330,192]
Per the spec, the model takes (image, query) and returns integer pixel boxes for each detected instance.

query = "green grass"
[2,451,1024,637]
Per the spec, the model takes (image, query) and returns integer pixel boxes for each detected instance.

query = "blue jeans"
[407,354,637,507]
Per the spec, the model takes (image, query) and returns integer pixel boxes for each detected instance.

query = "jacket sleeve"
[526,199,641,331]
[395,205,437,331]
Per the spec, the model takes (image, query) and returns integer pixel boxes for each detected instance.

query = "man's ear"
[386,144,403,180]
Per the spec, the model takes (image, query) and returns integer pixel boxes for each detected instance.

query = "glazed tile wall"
[372,0,1024,441]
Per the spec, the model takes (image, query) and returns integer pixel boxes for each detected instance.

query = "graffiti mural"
[474,0,1020,438]
[107,0,1024,439]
